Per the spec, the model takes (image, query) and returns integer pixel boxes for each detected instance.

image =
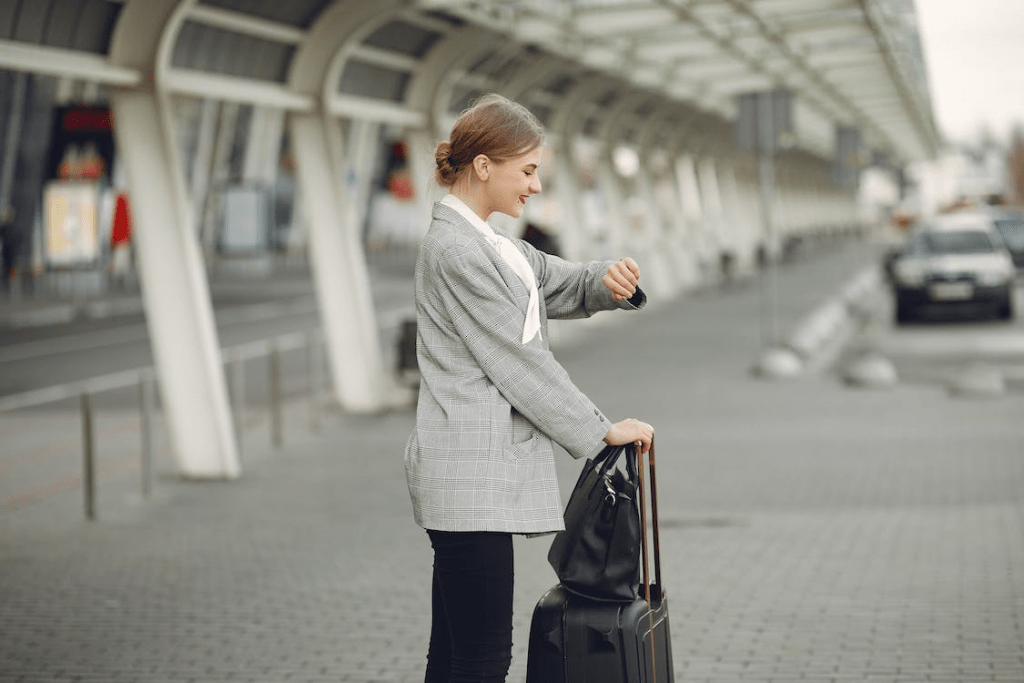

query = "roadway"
[3,244,1022,403]
[0,253,418,405]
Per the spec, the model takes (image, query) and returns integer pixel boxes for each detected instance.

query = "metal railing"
[0,329,329,520]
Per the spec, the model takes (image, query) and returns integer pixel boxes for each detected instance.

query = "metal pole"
[268,342,282,448]
[758,150,779,347]
[0,72,27,215]
[81,393,96,521]
[139,372,153,498]
[755,91,780,348]
[231,352,245,462]
[307,330,322,434]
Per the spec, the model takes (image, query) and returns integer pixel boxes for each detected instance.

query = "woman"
[404,93,655,683]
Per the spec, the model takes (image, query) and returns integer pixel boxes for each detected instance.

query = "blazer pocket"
[504,431,541,460]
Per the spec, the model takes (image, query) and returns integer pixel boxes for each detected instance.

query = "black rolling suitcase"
[526,442,674,683]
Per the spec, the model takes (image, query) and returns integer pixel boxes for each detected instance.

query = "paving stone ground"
[2,241,1023,682]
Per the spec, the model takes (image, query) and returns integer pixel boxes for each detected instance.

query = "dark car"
[991,207,1024,269]
[889,213,1016,323]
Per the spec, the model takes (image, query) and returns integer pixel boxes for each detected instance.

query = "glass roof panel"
[198,0,328,29]
[363,19,443,58]
[172,21,295,82]
[338,60,411,102]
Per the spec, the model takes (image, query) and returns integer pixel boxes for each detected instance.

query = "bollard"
[268,342,282,449]
[231,352,246,462]
[139,372,153,498]
[80,393,95,521]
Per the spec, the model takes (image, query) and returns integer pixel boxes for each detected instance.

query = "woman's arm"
[519,240,646,320]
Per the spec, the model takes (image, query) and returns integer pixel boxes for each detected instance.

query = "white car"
[889,213,1016,323]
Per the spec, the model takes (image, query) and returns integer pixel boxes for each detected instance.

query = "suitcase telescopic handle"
[636,438,663,604]
[637,438,663,682]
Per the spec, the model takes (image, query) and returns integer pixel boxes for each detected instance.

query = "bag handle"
[594,443,638,481]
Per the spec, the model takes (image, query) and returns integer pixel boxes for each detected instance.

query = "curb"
[754,265,884,378]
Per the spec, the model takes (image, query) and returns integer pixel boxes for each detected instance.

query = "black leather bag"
[547,443,641,602]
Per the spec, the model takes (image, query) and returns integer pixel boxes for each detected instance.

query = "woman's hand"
[604,418,654,453]
[603,257,641,301]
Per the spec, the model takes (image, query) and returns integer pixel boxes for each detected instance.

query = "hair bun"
[434,141,459,187]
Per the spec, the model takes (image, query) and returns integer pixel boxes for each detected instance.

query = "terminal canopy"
[0,0,939,165]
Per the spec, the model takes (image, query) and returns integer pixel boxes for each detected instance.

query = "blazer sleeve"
[433,244,611,459]
[519,239,647,320]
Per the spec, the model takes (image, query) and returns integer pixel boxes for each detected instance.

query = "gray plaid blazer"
[404,201,646,534]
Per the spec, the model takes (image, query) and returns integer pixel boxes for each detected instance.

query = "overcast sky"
[914,0,1024,146]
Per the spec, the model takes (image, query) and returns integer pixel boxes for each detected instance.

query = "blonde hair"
[435,94,544,187]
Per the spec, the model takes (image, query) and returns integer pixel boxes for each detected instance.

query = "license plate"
[929,282,973,300]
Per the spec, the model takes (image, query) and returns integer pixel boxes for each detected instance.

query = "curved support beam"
[284,0,408,414]
[404,26,498,219]
[547,76,619,262]
[591,90,657,258]
[497,52,565,102]
[288,0,404,96]
[107,0,240,479]
[635,104,689,297]
[696,157,727,258]
[0,40,141,85]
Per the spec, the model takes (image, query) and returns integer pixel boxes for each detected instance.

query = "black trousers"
[424,530,514,683]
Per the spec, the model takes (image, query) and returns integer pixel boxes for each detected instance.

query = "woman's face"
[484,146,543,218]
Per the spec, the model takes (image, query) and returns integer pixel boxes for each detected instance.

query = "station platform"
[2,240,1023,683]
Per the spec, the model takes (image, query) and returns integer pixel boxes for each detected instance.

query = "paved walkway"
[2,241,1024,683]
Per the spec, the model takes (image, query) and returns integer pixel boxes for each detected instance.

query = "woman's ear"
[472,154,490,180]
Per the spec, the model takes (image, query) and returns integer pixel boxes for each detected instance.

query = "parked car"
[889,212,1016,323]
[990,207,1024,269]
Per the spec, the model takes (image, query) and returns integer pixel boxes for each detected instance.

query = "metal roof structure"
[0,0,939,165]
[0,0,942,477]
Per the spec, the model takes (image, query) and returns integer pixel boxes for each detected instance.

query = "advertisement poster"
[44,181,100,266]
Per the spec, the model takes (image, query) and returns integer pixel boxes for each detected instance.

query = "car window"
[920,230,996,255]
[994,219,1024,249]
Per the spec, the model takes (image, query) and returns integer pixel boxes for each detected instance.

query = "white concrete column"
[405,126,442,231]
[673,153,704,288]
[403,26,493,238]
[633,157,678,298]
[635,107,685,299]
[198,102,240,253]
[697,157,726,258]
[659,153,695,291]
[189,99,218,239]
[552,136,589,262]
[594,154,628,259]
[679,153,720,280]
[107,0,239,479]
[109,87,240,479]
[345,118,381,237]
[289,112,386,413]
[242,106,286,185]
[547,78,616,264]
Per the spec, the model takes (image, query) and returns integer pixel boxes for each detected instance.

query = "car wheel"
[994,286,1015,320]
[895,300,916,324]
[996,300,1014,320]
